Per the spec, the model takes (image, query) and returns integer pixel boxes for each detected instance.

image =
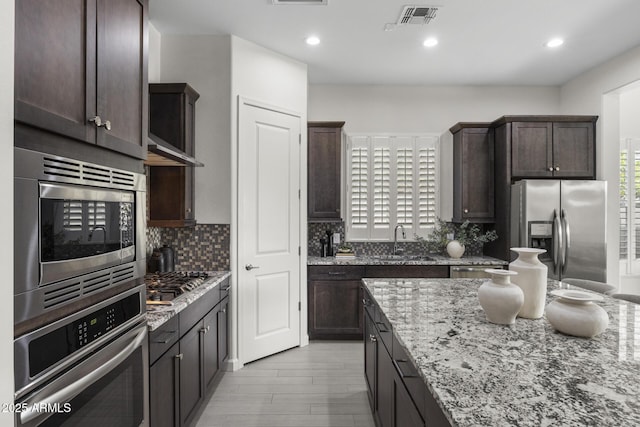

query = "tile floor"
[194,341,376,427]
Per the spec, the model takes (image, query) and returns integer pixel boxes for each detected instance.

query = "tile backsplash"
[146,224,230,271]
[308,221,483,257]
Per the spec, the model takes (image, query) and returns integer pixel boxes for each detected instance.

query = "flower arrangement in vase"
[416,218,498,258]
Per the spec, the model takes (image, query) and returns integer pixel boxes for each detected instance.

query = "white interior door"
[238,99,301,364]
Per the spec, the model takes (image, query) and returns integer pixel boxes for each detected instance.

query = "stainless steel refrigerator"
[510,180,607,282]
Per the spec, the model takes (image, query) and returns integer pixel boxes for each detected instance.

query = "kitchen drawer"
[362,287,378,322]
[308,265,365,281]
[149,315,180,364]
[392,334,427,421]
[365,265,448,278]
[179,284,222,335]
[220,277,230,300]
[376,310,393,354]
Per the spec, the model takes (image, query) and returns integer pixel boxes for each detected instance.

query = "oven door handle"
[19,324,147,425]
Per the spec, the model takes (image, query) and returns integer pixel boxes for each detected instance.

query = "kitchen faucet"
[393,224,406,255]
[88,225,107,253]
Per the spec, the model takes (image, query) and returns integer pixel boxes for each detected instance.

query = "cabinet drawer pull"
[327,272,347,276]
[151,331,177,344]
[369,334,377,343]
[555,166,560,171]
[463,208,469,214]
[375,321,389,333]
[175,353,183,361]
[393,359,417,378]
[548,167,554,172]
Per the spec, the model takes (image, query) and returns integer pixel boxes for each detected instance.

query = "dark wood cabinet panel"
[217,297,229,368]
[451,123,494,222]
[365,265,449,279]
[203,307,219,390]
[149,342,180,427]
[308,280,363,339]
[308,121,345,220]
[552,122,595,177]
[148,84,199,227]
[377,332,394,427]
[180,323,205,427]
[511,122,553,178]
[393,374,425,427]
[15,0,148,160]
[364,311,377,412]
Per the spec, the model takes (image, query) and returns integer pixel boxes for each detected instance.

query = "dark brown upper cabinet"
[450,123,495,223]
[148,84,200,227]
[497,116,597,179]
[14,0,148,161]
[308,121,345,220]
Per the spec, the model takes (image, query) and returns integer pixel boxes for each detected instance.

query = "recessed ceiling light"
[423,37,438,48]
[306,36,320,46]
[546,38,564,48]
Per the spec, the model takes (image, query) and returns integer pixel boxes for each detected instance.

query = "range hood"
[145,133,204,167]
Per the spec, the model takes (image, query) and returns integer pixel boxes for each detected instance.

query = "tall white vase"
[509,247,548,319]
[478,269,524,325]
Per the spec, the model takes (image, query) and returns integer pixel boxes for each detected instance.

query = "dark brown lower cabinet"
[149,279,229,427]
[363,286,451,427]
[149,342,180,427]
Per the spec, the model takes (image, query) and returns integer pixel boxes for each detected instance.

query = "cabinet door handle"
[463,208,469,214]
[555,166,560,171]
[376,321,389,333]
[175,353,183,361]
[88,116,111,131]
[369,334,377,343]
[393,359,417,378]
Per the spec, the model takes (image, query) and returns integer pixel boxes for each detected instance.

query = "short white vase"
[509,247,548,319]
[446,240,465,258]
[545,289,609,338]
[478,269,524,325]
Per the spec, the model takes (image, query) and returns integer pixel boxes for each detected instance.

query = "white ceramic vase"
[545,289,609,338]
[509,247,548,319]
[446,240,465,258]
[478,269,524,325]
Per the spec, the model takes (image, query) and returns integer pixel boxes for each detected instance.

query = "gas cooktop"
[145,271,210,304]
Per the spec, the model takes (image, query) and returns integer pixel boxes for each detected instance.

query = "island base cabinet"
[364,312,377,412]
[393,375,424,427]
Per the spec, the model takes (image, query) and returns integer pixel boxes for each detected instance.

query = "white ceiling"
[149,0,640,86]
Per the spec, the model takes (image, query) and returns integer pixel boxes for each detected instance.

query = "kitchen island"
[362,278,640,426]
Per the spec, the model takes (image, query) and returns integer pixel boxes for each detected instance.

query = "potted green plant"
[416,218,497,258]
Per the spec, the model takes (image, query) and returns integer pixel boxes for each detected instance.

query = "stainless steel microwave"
[14,148,146,323]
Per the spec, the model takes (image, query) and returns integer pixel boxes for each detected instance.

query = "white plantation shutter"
[346,134,439,241]
[63,201,83,231]
[620,139,640,275]
[348,136,370,240]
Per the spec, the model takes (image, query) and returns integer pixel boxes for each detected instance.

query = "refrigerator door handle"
[561,208,570,275]
[552,209,562,274]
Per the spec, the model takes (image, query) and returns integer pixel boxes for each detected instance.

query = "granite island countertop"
[308,254,507,266]
[146,271,231,331]
[362,278,640,426]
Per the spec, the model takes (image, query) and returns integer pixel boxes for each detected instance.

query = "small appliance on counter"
[148,244,176,273]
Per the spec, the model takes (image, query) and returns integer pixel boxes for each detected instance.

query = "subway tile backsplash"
[146,224,230,271]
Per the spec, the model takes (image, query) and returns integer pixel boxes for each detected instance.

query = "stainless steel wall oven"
[14,285,148,427]
[14,147,146,323]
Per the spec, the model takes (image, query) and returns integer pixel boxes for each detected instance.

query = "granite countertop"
[362,278,640,426]
[308,254,507,266]
[146,271,231,331]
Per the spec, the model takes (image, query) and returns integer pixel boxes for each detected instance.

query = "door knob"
[245,264,260,271]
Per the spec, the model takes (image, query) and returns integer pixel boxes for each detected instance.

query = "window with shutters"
[620,138,640,275]
[345,134,439,241]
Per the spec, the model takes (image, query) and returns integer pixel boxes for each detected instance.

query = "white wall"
[1,2,14,425]
[148,23,161,83]
[560,44,640,288]
[309,85,561,220]
[620,86,640,139]
[159,35,232,224]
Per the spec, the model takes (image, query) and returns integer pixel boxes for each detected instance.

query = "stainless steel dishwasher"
[449,265,505,278]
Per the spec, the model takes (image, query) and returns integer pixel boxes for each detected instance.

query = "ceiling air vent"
[272,0,328,4]
[397,5,439,25]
